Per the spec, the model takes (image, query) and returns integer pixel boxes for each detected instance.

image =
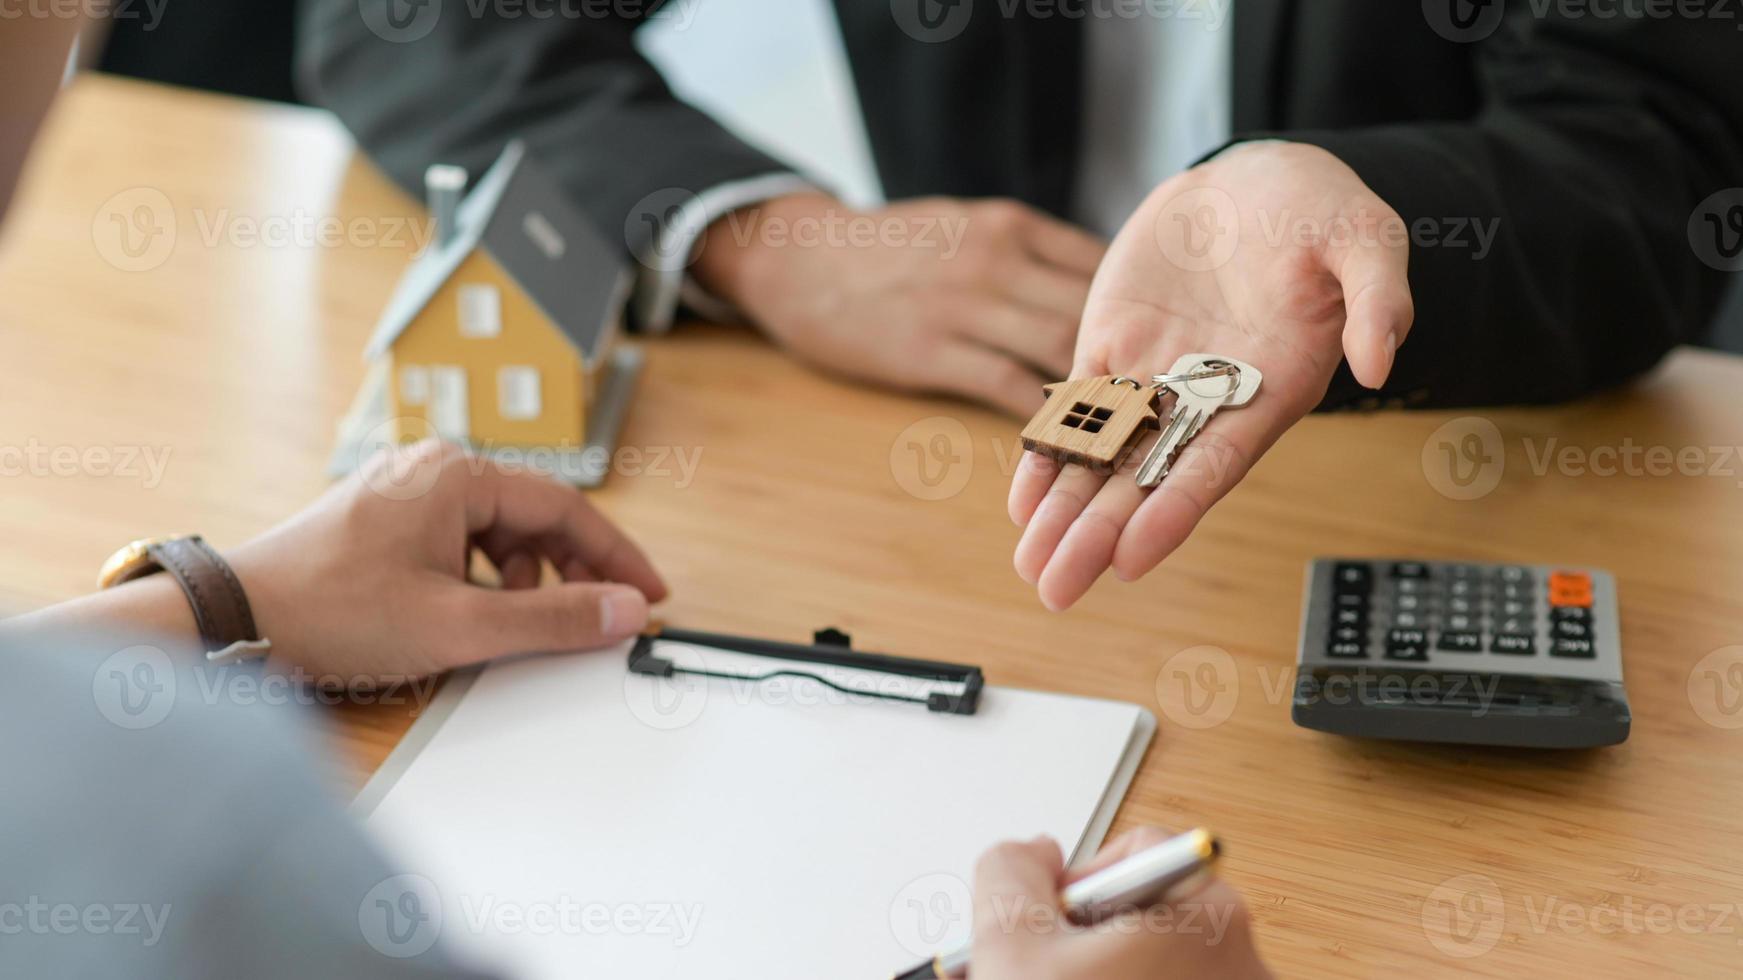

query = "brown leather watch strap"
[141,535,262,656]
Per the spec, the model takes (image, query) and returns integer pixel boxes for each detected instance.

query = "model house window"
[1061,402,1114,434]
[458,284,503,338]
[498,365,542,420]
[399,365,430,406]
[522,211,567,259]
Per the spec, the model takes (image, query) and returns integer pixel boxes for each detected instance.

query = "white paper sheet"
[362,643,1151,980]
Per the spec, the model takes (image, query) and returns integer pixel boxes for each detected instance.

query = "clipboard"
[627,627,985,715]
[355,628,1156,979]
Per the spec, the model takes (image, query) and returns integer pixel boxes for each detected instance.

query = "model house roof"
[363,141,631,367]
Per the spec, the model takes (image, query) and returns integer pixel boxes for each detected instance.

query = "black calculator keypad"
[1437,631,1482,652]
[1491,633,1536,655]
[1386,629,1429,661]
[1314,561,1603,663]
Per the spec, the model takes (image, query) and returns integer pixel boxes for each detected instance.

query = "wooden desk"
[3,76,1741,978]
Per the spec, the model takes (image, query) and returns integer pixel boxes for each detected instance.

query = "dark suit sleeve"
[1236,13,1743,410]
[294,0,795,261]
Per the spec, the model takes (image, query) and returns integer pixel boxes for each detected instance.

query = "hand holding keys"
[1135,354,1263,488]
[1019,353,1263,490]
[1012,352,1272,611]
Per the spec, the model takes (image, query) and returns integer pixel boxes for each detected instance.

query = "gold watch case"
[96,534,189,589]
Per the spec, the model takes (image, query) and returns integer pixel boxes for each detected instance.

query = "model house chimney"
[425,164,468,249]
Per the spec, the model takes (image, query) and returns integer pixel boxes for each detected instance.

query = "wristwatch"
[98,534,272,664]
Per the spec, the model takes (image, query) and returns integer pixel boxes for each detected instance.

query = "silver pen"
[892,828,1221,980]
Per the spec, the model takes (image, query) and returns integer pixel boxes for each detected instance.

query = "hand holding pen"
[900,827,1271,980]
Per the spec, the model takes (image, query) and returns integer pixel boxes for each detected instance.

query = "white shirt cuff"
[630,172,819,333]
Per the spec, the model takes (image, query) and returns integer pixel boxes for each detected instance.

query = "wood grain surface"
[2,76,1741,977]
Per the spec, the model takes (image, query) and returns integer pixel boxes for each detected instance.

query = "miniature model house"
[364,141,631,448]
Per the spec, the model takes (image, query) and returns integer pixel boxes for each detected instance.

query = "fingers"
[970,837,1067,969]
[919,342,1050,417]
[1064,826,1175,885]
[456,581,651,664]
[1003,260,1094,322]
[1012,428,1163,610]
[462,461,669,602]
[1326,213,1413,389]
[952,299,1076,379]
[1111,406,1285,582]
[969,830,1059,948]
[495,551,542,590]
[1020,210,1108,277]
[1007,451,1062,526]
[1015,400,1286,609]
[974,836,1065,904]
[1012,458,1122,608]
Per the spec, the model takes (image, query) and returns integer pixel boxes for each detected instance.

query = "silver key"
[1134,353,1262,488]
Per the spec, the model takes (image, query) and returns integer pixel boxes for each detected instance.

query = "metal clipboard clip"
[627,627,985,715]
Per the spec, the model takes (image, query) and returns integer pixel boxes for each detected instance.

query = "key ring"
[1110,376,1143,389]
[1149,363,1240,390]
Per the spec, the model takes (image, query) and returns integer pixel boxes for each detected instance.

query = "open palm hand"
[1010,142,1415,610]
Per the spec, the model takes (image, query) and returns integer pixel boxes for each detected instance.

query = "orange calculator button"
[1549,571,1592,593]
[1549,571,1594,607]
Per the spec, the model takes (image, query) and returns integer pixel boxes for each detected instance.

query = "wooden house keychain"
[1019,376,1162,471]
[1021,355,1263,477]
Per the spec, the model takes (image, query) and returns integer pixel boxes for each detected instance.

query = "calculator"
[1292,559,1630,748]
